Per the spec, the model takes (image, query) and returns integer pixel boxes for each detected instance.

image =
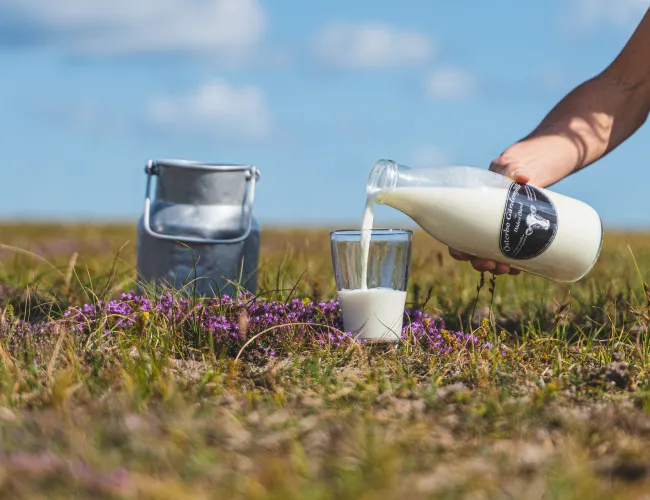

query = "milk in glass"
[338,288,406,341]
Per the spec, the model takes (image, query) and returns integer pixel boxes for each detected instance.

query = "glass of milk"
[330,229,412,342]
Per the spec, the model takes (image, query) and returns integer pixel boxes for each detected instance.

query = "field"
[1,223,650,499]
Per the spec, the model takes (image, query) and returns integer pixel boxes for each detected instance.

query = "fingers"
[448,247,470,261]
[470,257,496,272]
[470,258,521,276]
[511,171,530,184]
[494,262,512,275]
[449,247,522,276]
[490,154,530,185]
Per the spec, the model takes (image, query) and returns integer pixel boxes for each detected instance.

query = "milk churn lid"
[146,159,260,179]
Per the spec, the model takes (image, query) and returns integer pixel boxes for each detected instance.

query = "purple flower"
[55,290,499,363]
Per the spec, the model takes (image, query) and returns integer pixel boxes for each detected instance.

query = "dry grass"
[0,223,650,499]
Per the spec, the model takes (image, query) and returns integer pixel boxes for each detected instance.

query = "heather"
[1,224,650,499]
[55,291,496,363]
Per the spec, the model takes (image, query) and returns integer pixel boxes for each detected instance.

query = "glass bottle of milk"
[366,159,603,282]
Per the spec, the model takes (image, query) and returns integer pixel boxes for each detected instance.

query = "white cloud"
[35,99,137,140]
[314,23,433,68]
[0,0,266,59]
[425,67,477,100]
[566,0,649,31]
[148,80,270,140]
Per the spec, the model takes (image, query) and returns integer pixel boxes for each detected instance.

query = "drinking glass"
[330,229,412,341]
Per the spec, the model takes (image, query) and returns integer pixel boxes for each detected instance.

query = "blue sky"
[1,0,649,228]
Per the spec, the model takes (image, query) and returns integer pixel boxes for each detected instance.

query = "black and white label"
[500,183,558,260]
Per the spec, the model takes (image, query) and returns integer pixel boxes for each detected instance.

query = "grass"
[0,222,650,499]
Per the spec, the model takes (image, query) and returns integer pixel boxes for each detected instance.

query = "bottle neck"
[367,159,399,194]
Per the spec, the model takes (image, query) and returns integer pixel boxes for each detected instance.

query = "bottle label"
[500,183,558,260]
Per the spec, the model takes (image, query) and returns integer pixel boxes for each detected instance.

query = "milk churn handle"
[142,159,259,244]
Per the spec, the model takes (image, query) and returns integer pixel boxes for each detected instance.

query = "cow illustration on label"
[500,183,558,260]
[525,205,551,234]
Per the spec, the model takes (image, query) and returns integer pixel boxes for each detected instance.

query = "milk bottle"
[366,160,603,282]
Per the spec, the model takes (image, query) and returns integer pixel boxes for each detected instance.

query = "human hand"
[448,50,650,275]
[448,135,574,275]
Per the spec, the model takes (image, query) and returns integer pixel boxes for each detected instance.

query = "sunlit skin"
[450,7,650,276]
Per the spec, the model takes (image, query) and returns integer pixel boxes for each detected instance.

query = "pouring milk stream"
[361,159,603,283]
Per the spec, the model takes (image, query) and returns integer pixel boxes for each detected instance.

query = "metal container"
[136,159,261,297]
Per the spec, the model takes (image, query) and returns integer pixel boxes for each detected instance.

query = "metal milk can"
[136,159,261,297]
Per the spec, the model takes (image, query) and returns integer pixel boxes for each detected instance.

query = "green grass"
[0,223,650,499]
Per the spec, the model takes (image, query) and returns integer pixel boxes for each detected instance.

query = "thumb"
[490,154,530,185]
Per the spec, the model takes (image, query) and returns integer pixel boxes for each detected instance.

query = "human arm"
[452,7,650,275]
